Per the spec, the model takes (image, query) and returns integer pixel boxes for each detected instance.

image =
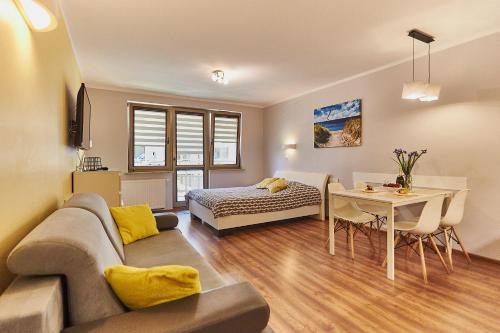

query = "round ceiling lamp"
[211,70,229,85]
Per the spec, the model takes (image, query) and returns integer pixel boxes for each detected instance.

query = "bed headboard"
[273,170,329,220]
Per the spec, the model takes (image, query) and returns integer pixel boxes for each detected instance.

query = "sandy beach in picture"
[314,99,362,148]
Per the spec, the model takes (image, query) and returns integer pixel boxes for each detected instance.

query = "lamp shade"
[15,0,58,32]
[419,84,441,101]
[401,81,427,100]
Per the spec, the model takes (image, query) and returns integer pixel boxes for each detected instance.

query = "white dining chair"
[435,189,471,270]
[330,182,377,259]
[382,195,450,284]
[354,181,398,233]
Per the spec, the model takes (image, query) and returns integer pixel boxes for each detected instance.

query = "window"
[176,169,204,202]
[128,105,171,171]
[174,110,207,206]
[128,104,242,176]
[210,112,241,168]
[175,112,205,166]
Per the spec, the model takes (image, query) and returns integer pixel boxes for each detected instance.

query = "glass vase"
[403,173,413,191]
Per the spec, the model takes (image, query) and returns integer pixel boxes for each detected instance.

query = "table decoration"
[393,148,427,191]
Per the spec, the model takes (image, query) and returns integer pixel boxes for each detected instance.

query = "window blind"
[213,116,239,165]
[134,110,166,146]
[133,109,167,168]
[176,113,204,165]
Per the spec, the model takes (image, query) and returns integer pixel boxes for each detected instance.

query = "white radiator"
[121,179,169,209]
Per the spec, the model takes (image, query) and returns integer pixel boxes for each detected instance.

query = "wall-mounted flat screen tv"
[73,83,91,149]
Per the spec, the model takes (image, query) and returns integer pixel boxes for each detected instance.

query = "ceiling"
[60,0,500,107]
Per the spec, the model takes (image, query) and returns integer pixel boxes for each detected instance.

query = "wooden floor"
[176,211,500,333]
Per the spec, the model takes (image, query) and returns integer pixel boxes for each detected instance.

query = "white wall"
[86,88,264,208]
[263,33,500,260]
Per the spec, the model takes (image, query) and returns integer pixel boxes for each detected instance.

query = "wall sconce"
[283,142,296,160]
[15,0,58,32]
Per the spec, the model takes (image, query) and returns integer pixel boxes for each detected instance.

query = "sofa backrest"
[63,192,125,261]
[7,207,126,325]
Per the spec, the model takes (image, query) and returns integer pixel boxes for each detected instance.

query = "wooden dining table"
[328,186,453,280]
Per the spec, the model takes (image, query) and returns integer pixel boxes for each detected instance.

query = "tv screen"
[74,83,91,149]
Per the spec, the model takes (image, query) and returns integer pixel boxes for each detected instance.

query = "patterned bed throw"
[186,181,321,218]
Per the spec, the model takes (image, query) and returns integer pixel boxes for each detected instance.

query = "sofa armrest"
[154,212,178,230]
[0,276,64,333]
[64,282,270,333]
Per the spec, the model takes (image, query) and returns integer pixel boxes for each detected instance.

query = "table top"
[329,187,452,206]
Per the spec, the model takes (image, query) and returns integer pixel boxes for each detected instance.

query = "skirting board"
[189,200,321,230]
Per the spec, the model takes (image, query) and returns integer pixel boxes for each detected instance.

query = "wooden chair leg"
[418,236,428,284]
[382,232,401,267]
[452,227,472,264]
[429,235,451,274]
[348,223,355,260]
[443,228,453,271]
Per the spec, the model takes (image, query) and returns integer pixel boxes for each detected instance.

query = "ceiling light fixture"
[15,0,58,32]
[211,70,229,85]
[419,42,441,101]
[402,29,440,101]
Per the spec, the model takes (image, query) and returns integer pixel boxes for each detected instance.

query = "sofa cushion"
[124,230,225,291]
[154,212,179,230]
[7,208,125,325]
[104,265,202,310]
[110,204,159,245]
[64,192,125,261]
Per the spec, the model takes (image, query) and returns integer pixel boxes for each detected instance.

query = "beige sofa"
[0,193,272,332]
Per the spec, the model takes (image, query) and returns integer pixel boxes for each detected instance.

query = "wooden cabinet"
[72,171,121,207]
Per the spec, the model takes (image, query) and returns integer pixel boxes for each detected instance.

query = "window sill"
[126,170,173,175]
[208,168,245,171]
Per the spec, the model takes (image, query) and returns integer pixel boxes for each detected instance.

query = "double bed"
[186,170,329,234]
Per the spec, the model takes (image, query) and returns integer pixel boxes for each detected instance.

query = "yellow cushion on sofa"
[266,178,288,193]
[110,204,159,245]
[104,265,202,310]
[256,177,279,189]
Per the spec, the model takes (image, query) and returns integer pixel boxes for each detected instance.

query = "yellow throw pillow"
[256,177,279,189]
[104,265,202,310]
[110,204,159,245]
[267,178,288,193]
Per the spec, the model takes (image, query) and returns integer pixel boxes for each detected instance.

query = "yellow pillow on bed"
[256,177,279,189]
[267,178,288,193]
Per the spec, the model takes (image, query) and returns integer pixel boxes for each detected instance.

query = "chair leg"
[406,238,412,258]
[346,222,349,244]
[382,232,401,267]
[418,236,428,284]
[429,235,451,274]
[364,224,375,249]
[452,227,472,264]
[348,223,355,260]
[443,228,453,271]
[407,240,418,259]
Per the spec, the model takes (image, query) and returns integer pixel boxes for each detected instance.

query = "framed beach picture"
[313,99,362,148]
